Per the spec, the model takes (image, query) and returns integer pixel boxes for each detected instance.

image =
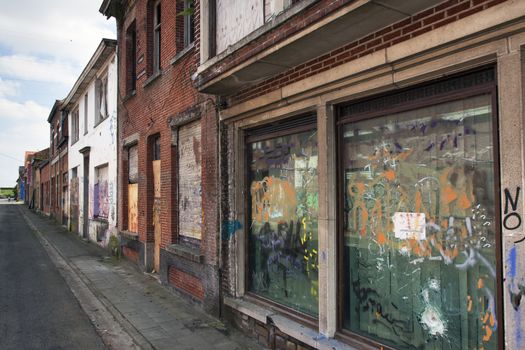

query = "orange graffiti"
[383,169,396,182]
[478,278,485,289]
[467,295,473,312]
[377,232,387,245]
[251,176,297,223]
[482,325,493,342]
[442,186,458,205]
[458,192,472,209]
[415,190,422,213]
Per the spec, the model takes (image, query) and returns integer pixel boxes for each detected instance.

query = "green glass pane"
[342,94,498,349]
[248,129,319,316]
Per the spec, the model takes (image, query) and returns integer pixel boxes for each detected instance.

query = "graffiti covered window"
[94,164,109,219]
[340,87,499,348]
[247,124,319,316]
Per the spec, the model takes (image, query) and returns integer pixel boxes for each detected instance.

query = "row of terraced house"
[18,0,525,349]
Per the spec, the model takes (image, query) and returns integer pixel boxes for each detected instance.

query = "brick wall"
[123,245,140,263]
[116,0,219,314]
[168,266,205,300]
[203,0,508,106]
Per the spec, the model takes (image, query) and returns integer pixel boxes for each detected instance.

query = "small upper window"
[71,108,80,143]
[95,73,109,124]
[84,93,89,134]
[126,21,137,92]
[153,0,161,74]
[184,0,195,48]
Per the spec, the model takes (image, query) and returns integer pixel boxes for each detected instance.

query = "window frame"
[84,92,89,135]
[95,71,109,126]
[334,68,504,350]
[93,163,109,220]
[153,0,162,74]
[71,108,80,144]
[243,115,320,329]
[183,0,195,48]
[126,21,137,93]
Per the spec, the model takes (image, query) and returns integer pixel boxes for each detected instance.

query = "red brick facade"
[113,0,219,314]
[168,266,205,301]
[48,101,68,226]
[228,0,508,106]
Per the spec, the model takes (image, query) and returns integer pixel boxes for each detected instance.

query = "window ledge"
[165,243,202,263]
[92,217,108,223]
[119,230,139,240]
[170,43,195,66]
[123,89,136,102]
[224,297,359,350]
[143,70,162,88]
[93,116,109,129]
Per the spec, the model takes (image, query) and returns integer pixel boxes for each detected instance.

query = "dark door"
[83,155,89,239]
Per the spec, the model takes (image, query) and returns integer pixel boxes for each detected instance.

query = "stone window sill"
[119,230,139,241]
[170,43,195,66]
[224,297,358,350]
[165,243,202,263]
[92,217,108,223]
[123,89,136,102]
[143,70,162,88]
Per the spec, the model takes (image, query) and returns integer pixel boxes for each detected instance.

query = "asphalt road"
[0,201,106,350]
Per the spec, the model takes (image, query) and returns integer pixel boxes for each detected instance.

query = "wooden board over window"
[178,120,202,240]
[128,183,138,233]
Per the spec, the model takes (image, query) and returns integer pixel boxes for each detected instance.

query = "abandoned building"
[21,0,525,349]
[192,0,525,349]
[64,39,118,246]
[100,0,222,315]
[47,100,69,227]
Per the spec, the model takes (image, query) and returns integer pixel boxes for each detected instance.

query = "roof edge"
[62,38,117,109]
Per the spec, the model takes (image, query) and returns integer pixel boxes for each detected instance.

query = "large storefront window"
[340,73,498,349]
[247,122,319,316]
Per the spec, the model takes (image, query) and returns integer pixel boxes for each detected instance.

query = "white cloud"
[0,0,115,66]
[0,55,77,85]
[0,78,20,97]
[0,0,116,185]
[0,98,49,187]
[0,97,49,121]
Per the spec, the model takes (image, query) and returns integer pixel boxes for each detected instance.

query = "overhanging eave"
[197,0,443,95]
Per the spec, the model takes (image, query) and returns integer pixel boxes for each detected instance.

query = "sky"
[0,0,116,187]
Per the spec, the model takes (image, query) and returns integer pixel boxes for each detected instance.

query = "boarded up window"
[128,145,138,184]
[94,165,109,219]
[128,145,138,232]
[178,120,202,240]
[128,184,138,232]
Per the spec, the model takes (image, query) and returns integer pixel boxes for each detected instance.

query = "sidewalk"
[20,206,264,350]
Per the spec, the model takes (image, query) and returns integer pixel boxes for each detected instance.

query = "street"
[0,200,106,350]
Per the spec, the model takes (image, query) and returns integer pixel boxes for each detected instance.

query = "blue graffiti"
[509,245,517,279]
[222,220,242,240]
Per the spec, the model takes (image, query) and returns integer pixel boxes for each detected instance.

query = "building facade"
[65,39,118,245]
[39,159,51,216]
[100,0,221,314]
[28,148,50,211]
[192,0,525,349]
[48,100,69,226]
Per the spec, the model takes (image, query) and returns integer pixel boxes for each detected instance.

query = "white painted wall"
[68,52,118,247]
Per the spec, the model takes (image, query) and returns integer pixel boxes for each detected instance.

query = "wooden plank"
[153,160,161,198]
[128,183,138,233]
